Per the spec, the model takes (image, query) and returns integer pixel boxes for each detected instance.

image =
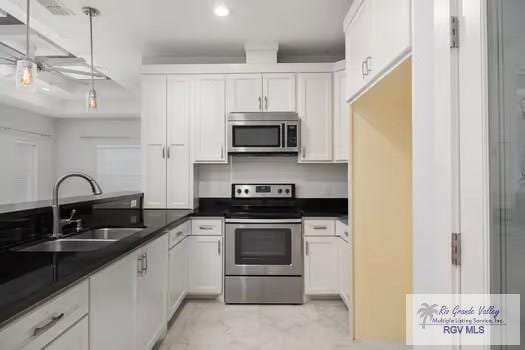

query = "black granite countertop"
[0,208,192,329]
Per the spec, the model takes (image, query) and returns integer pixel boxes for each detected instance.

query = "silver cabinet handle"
[313,225,327,230]
[167,146,171,159]
[305,241,310,256]
[365,56,372,73]
[138,254,145,275]
[137,254,144,275]
[361,61,367,79]
[33,313,64,337]
[218,240,221,255]
[176,231,183,237]
[199,225,214,230]
[258,96,262,111]
[162,146,166,159]
[220,146,224,159]
[344,231,349,237]
[144,252,148,272]
[301,146,306,159]
[264,96,269,110]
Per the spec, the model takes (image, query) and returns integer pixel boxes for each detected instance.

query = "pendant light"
[16,0,37,89]
[82,6,100,111]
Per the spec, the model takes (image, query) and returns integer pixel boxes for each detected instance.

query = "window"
[13,142,37,203]
[96,145,140,193]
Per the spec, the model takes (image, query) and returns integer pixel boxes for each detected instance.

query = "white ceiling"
[0,0,352,117]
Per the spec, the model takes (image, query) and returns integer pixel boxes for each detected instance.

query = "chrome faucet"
[51,173,103,239]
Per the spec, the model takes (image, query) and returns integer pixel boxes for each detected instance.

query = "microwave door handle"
[282,123,286,148]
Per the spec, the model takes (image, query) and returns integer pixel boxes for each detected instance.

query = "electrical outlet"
[131,200,137,208]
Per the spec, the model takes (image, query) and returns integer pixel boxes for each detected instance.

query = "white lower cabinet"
[0,281,89,350]
[338,238,352,309]
[89,234,168,350]
[44,317,88,350]
[90,252,137,350]
[136,235,169,350]
[188,235,223,295]
[304,236,340,295]
[168,238,188,319]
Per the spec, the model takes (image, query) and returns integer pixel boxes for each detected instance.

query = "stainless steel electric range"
[224,184,303,304]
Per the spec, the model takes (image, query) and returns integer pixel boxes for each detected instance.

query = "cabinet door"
[167,76,192,208]
[168,239,188,318]
[141,75,167,208]
[346,0,373,101]
[188,236,222,295]
[226,74,263,112]
[297,73,333,162]
[333,70,350,162]
[305,237,339,295]
[262,73,296,112]
[194,76,227,163]
[43,317,88,350]
[338,239,352,308]
[89,250,137,350]
[371,0,411,78]
[137,235,168,350]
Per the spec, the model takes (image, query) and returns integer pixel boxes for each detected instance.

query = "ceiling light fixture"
[82,6,100,111]
[16,0,37,90]
[214,5,230,17]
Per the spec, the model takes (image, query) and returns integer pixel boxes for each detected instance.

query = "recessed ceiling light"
[214,5,230,17]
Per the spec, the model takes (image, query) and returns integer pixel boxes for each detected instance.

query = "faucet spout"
[51,172,103,239]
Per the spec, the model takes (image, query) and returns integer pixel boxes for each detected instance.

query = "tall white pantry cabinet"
[141,75,197,209]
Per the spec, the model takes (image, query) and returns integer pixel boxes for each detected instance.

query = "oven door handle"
[224,218,302,224]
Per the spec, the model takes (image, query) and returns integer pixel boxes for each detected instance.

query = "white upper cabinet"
[262,73,296,112]
[297,73,333,162]
[346,0,373,100]
[141,75,167,208]
[166,76,192,208]
[227,73,296,112]
[333,70,350,162]
[193,75,227,163]
[344,0,411,101]
[226,74,263,112]
[371,0,411,75]
[141,75,195,209]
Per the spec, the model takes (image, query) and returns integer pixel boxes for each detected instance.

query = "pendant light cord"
[25,0,30,58]
[89,9,94,90]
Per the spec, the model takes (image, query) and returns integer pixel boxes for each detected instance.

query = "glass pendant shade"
[86,88,98,111]
[16,59,37,90]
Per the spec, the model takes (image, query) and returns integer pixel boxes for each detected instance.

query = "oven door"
[225,220,303,276]
[228,121,287,153]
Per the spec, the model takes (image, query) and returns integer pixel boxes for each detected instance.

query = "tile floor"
[158,300,354,350]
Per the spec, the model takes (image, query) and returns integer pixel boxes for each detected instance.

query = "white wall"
[198,156,348,198]
[54,118,141,197]
[0,104,56,203]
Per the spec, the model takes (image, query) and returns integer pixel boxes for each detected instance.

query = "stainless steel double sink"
[16,228,144,253]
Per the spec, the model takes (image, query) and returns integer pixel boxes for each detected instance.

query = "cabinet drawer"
[0,280,89,350]
[191,219,223,236]
[169,221,190,248]
[303,219,336,236]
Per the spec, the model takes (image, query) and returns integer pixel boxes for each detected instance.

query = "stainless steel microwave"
[227,112,300,154]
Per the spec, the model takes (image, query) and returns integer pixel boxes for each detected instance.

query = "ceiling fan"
[0,0,105,90]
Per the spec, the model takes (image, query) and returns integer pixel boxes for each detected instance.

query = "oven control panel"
[232,184,295,199]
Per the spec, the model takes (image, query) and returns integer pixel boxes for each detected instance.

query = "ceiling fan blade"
[42,68,88,86]
[47,66,106,79]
